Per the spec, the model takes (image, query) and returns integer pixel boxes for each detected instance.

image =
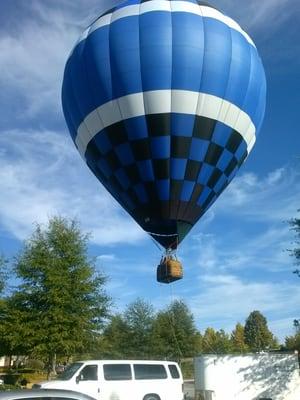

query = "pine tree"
[0,255,6,295]
[101,314,131,358]
[151,300,200,360]
[289,216,300,326]
[0,256,9,357]
[231,323,248,353]
[122,298,155,358]
[289,216,300,275]
[244,310,275,351]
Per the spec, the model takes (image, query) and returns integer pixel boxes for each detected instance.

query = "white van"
[34,360,184,400]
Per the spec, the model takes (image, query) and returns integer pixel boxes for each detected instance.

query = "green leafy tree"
[294,319,300,333]
[0,255,9,356]
[289,216,300,276]
[0,255,6,295]
[285,333,300,352]
[122,298,155,358]
[151,300,201,360]
[284,320,300,353]
[8,216,110,373]
[101,314,131,358]
[289,216,300,326]
[244,310,276,351]
[202,327,231,354]
[0,296,33,357]
[230,323,248,353]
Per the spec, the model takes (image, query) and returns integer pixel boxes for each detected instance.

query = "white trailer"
[194,353,300,400]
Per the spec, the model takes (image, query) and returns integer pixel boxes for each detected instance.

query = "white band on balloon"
[75,1,255,50]
[75,90,256,158]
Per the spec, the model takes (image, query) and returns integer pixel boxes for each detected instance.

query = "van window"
[80,365,98,381]
[58,362,83,380]
[134,364,167,380]
[168,364,180,379]
[103,364,132,380]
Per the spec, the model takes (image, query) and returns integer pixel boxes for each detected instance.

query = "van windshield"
[56,362,83,380]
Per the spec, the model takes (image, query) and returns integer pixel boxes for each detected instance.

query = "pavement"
[184,380,195,400]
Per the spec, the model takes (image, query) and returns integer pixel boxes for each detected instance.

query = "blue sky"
[0,0,299,343]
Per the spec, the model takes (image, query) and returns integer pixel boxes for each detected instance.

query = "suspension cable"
[167,283,183,360]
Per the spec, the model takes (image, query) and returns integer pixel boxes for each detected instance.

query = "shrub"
[0,384,21,391]
[24,359,45,371]
[3,373,21,385]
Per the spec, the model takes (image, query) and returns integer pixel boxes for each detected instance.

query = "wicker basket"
[157,258,183,283]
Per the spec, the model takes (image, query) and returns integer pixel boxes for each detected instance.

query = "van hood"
[34,380,66,388]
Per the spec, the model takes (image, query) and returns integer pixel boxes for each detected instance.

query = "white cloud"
[0,9,74,120]
[0,0,121,122]
[218,0,296,35]
[176,167,300,341]
[269,317,298,342]
[215,0,299,71]
[97,254,117,262]
[0,129,145,246]
[188,273,300,341]
[266,168,285,185]
[189,233,219,271]
[214,166,300,223]
[192,226,293,275]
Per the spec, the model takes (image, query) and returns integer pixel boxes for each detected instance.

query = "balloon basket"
[157,256,183,284]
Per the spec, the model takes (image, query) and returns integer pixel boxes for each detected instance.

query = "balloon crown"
[97,0,217,20]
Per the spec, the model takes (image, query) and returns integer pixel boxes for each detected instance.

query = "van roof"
[75,360,179,364]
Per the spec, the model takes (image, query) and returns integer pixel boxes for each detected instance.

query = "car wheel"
[143,394,160,400]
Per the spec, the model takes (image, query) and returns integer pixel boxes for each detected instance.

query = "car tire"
[143,394,160,400]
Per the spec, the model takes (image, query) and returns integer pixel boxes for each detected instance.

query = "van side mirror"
[76,375,80,384]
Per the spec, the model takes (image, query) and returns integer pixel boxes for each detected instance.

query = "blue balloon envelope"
[62,0,266,250]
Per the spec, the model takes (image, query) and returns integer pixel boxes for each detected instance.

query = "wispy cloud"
[0,129,145,246]
[97,254,118,262]
[0,0,121,125]
[178,165,299,277]
[0,8,73,122]
[189,225,292,275]
[218,0,298,35]
[216,0,300,71]
[174,165,300,341]
[214,167,300,222]
[188,273,300,341]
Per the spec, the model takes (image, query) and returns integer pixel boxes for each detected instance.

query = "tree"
[122,298,155,358]
[101,299,156,359]
[294,319,300,333]
[244,310,276,351]
[101,314,131,358]
[0,255,6,295]
[202,328,231,354]
[289,216,300,275]
[0,255,9,356]
[151,300,201,360]
[8,216,110,373]
[285,333,300,352]
[230,323,248,353]
[289,216,300,326]
[284,319,300,353]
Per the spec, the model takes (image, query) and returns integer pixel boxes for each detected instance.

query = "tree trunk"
[47,353,57,379]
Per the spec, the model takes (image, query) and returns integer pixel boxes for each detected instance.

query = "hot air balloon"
[62,0,266,283]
